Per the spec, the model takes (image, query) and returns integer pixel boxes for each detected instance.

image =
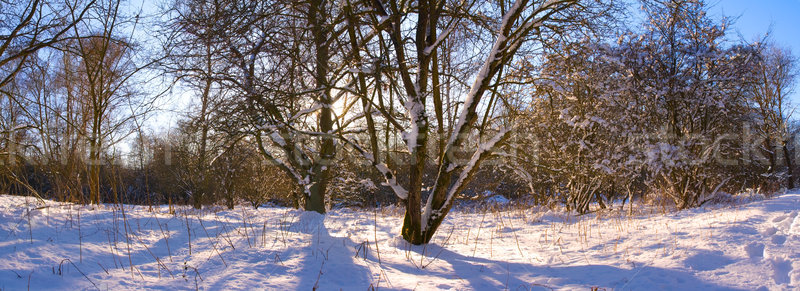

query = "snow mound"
[484,194,510,205]
[292,210,326,234]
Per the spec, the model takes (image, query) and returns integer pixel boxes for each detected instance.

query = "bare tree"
[751,42,797,189]
[1,0,97,197]
[344,0,604,244]
[160,0,228,208]
[58,0,152,204]
[164,0,361,213]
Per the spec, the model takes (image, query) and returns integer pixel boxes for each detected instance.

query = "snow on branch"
[448,126,512,198]
[423,21,458,56]
[254,134,312,198]
[446,0,526,149]
[288,103,324,122]
[339,136,409,199]
[422,126,512,230]
[402,98,425,154]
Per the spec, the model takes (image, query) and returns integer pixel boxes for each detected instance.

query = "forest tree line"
[1,0,797,243]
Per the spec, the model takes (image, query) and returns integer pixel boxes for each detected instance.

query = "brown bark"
[783,141,794,189]
[306,0,332,214]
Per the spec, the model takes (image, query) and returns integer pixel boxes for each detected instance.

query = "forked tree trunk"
[391,0,564,245]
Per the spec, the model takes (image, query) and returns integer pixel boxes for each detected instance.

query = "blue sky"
[712,0,800,46]
[711,0,800,107]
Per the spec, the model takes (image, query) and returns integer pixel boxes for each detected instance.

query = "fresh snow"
[0,192,799,290]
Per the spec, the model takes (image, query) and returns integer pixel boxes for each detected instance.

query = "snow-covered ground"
[0,192,798,290]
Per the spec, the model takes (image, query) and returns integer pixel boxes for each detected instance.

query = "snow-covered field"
[0,192,798,290]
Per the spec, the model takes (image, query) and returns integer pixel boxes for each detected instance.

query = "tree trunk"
[305,175,326,213]
[306,0,331,214]
[401,148,426,244]
[783,141,794,189]
[89,118,102,205]
[194,42,213,210]
[767,138,776,174]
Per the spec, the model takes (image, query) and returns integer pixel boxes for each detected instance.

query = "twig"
[58,259,99,290]
[197,217,228,267]
[185,214,192,255]
[312,261,326,291]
